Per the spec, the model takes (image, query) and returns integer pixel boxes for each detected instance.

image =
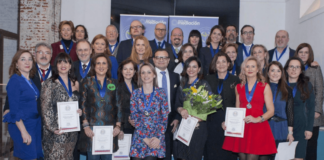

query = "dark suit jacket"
[116,39,133,64]
[168,71,181,124]
[268,47,295,63]
[4,64,44,114]
[73,61,91,83]
[236,44,244,67]
[149,39,170,55]
[150,40,176,71]
[51,41,78,65]
[199,47,214,75]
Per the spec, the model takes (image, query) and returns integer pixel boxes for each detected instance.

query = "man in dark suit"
[268,30,295,66]
[149,23,176,71]
[168,27,184,69]
[73,39,92,83]
[225,25,242,46]
[153,49,180,160]
[236,25,255,66]
[116,20,145,64]
[106,24,120,57]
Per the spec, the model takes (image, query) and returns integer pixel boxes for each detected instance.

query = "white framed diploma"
[113,134,132,159]
[224,107,246,138]
[175,116,198,146]
[57,101,80,133]
[92,126,113,155]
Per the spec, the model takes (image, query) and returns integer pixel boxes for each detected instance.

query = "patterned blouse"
[129,87,169,158]
[78,76,122,153]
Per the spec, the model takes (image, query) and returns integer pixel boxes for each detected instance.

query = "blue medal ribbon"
[275,46,288,61]
[79,61,91,79]
[245,81,258,103]
[231,63,236,75]
[171,46,179,59]
[125,82,134,94]
[189,78,198,87]
[242,44,253,57]
[58,76,72,98]
[155,39,165,49]
[288,82,297,97]
[109,41,119,53]
[209,43,220,58]
[141,86,155,114]
[61,40,74,54]
[216,72,229,94]
[21,75,40,100]
[95,75,107,98]
[36,65,51,82]
[305,64,309,70]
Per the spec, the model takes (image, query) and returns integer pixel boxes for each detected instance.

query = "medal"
[175,59,179,63]
[144,111,150,117]
[247,103,252,109]
[142,86,155,117]
[245,80,258,109]
[68,97,73,101]
[171,46,179,62]
[100,98,105,103]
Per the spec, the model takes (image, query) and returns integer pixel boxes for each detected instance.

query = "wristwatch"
[260,116,265,122]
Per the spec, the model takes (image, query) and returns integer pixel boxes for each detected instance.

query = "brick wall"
[20,0,61,54]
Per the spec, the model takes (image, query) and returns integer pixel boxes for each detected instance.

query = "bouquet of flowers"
[182,85,223,121]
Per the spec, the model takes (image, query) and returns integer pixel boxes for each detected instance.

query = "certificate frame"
[92,126,114,155]
[113,134,132,159]
[224,107,246,138]
[57,101,80,133]
[175,116,198,146]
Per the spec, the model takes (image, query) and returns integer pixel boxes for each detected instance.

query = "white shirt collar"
[37,64,50,70]
[155,67,169,75]
[81,61,90,66]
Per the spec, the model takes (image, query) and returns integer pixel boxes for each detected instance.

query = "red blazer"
[51,41,78,64]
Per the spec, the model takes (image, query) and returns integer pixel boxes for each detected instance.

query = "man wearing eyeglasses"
[236,25,255,66]
[116,20,145,64]
[149,23,176,71]
[106,24,119,57]
[74,39,92,83]
[153,49,180,160]
[225,25,241,45]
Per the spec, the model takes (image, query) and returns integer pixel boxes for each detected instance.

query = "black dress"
[175,79,212,160]
[116,81,138,134]
[204,73,240,160]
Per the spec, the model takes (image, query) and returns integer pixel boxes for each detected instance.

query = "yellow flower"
[209,95,212,99]
[191,86,197,93]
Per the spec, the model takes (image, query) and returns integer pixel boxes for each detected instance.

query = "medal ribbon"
[21,74,39,99]
[109,41,119,53]
[288,82,297,97]
[141,86,155,114]
[231,63,236,75]
[36,65,51,81]
[245,80,258,103]
[209,43,220,58]
[305,64,309,70]
[58,76,72,98]
[125,82,134,94]
[275,46,288,61]
[61,40,74,54]
[79,61,91,79]
[189,78,198,87]
[171,46,179,59]
[216,72,229,94]
[155,39,165,49]
[242,44,253,57]
[95,75,107,98]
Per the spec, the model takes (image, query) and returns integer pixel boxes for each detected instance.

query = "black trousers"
[158,116,174,160]
[305,126,319,160]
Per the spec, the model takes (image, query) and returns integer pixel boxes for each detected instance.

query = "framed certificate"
[92,126,113,155]
[224,107,246,138]
[175,116,198,146]
[57,101,80,133]
[113,134,132,159]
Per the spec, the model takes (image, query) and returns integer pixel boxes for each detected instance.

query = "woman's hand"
[180,108,189,119]
[315,112,320,119]
[305,131,313,140]
[128,116,135,127]
[287,134,294,145]
[143,138,152,147]
[150,137,161,149]
[77,109,82,116]
[221,121,226,130]
[54,129,64,135]
[118,131,124,140]
[21,131,32,145]
[3,109,9,116]
[113,126,121,137]
[244,115,260,124]
[84,127,94,138]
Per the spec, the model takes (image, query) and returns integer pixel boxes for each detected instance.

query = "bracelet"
[288,131,293,135]
[115,125,121,128]
[83,123,89,128]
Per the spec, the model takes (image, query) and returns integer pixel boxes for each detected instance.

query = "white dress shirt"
[155,67,171,112]
[81,61,91,74]
[37,64,52,81]
[243,44,253,60]
[272,46,290,66]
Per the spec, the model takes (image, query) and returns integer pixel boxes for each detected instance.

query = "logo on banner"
[199,27,211,45]
[172,19,200,26]
[142,19,167,25]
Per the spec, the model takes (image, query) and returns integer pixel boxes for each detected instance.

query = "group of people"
[2,19,323,160]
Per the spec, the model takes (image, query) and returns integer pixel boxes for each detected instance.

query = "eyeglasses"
[289,65,301,70]
[154,56,169,61]
[36,51,51,55]
[155,28,166,32]
[242,31,254,35]
[130,25,142,29]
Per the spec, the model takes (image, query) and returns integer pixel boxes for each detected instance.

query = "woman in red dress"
[222,56,277,160]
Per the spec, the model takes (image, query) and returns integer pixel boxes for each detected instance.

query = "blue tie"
[161,71,168,100]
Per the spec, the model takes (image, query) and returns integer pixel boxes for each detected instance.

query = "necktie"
[246,46,251,55]
[82,64,87,72]
[40,69,47,83]
[158,42,161,48]
[161,71,168,101]
[175,48,179,54]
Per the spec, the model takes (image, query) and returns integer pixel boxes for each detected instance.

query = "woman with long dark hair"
[188,30,202,55]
